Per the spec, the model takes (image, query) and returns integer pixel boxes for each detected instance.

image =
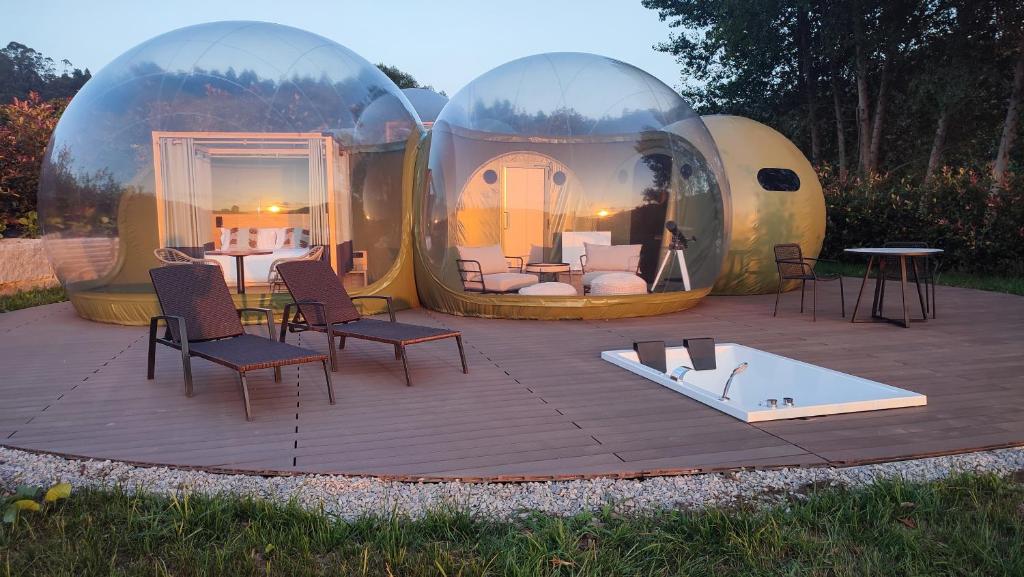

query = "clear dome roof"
[39,21,419,306]
[402,88,448,124]
[435,52,699,136]
[419,53,728,312]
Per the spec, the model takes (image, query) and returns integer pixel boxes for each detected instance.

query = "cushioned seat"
[480,272,539,292]
[582,271,611,287]
[518,281,577,296]
[590,272,648,295]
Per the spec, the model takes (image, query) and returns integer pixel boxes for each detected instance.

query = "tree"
[0,92,69,228]
[993,35,1024,190]
[377,63,424,90]
[0,42,90,103]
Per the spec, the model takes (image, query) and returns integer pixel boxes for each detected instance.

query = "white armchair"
[456,245,539,293]
[580,243,643,293]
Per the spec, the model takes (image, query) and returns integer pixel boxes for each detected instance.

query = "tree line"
[642,0,1024,189]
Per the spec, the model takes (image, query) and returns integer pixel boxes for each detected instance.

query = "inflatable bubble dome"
[38,21,422,324]
[416,52,729,319]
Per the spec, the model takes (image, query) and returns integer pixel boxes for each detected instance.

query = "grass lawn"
[0,286,67,313]
[815,261,1024,296]
[1,473,1022,576]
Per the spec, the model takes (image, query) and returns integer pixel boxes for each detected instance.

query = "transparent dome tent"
[38,21,423,324]
[416,53,729,319]
[402,88,448,126]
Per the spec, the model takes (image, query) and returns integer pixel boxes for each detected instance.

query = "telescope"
[665,220,696,249]
[651,221,696,292]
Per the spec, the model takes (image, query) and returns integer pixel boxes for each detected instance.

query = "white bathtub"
[601,344,926,422]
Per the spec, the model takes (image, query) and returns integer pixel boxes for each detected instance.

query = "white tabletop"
[844,247,944,257]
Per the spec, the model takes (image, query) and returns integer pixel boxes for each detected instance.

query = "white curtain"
[307,138,329,246]
[159,137,212,248]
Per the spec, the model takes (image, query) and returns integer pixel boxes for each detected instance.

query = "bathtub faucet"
[719,362,749,401]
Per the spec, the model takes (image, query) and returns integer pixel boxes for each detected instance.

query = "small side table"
[525,262,572,283]
[206,249,272,294]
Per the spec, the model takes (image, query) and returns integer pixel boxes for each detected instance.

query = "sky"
[1,0,687,96]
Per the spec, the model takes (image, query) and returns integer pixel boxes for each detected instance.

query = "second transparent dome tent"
[418,53,728,319]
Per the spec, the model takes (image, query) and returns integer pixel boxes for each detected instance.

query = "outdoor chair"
[455,244,538,293]
[773,243,845,321]
[147,264,334,421]
[882,241,939,319]
[154,247,223,270]
[276,259,468,386]
[267,245,325,294]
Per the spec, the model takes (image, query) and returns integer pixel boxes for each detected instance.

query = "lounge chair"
[276,260,468,386]
[455,244,539,293]
[268,245,325,294]
[773,243,845,321]
[147,264,334,421]
[154,247,223,270]
[580,243,642,293]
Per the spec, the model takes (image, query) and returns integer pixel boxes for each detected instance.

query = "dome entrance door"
[501,165,547,263]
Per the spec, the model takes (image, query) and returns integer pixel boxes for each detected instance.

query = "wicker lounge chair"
[773,243,845,321]
[276,259,468,386]
[147,264,334,421]
[268,245,325,294]
[154,247,223,270]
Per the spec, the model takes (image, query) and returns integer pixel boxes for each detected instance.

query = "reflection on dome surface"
[418,53,728,318]
[38,21,421,323]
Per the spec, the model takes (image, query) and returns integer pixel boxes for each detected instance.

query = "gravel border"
[2,445,1022,521]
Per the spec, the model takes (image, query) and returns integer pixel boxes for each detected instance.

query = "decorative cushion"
[585,243,641,272]
[457,245,509,275]
[226,227,256,249]
[518,281,577,296]
[589,272,648,295]
[281,228,310,248]
[219,227,231,249]
[476,272,538,292]
[582,271,611,287]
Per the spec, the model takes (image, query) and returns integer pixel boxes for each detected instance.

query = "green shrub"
[821,167,1024,275]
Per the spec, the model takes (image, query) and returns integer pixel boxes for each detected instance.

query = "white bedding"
[205,248,309,286]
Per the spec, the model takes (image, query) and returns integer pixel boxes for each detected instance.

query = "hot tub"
[601,344,926,422]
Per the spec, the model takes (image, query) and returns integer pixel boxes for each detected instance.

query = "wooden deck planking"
[0,281,1022,479]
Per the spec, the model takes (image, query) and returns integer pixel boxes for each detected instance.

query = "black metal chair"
[773,243,845,321]
[148,264,334,421]
[882,241,939,319]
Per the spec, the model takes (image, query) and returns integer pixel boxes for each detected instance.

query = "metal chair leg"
[238,372,252,421]
[773,279,783,317]
[456,335,468,374]
[180,342,193,397]
[322,360,335,405]
[327,331,338,372]
[338,336,346,349]
[147,319,158,380]
[398,345,412,386]
[394,344,402,360]
[274,367,282,383]
[800,280,806,313]
[839,276,846,318]
[812,279,817,321]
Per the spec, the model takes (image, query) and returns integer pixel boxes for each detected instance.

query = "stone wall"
[0,239,59,295]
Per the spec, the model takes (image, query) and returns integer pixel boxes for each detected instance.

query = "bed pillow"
[218,227,230,249]
[457,245,509,275]
[226,227,257,249]
[585,243,641,271]
[256,228,278,249]
[273,227,290,249]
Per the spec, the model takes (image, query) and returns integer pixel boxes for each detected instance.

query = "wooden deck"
[2,281,1022,481]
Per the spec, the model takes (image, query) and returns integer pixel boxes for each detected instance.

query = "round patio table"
[525,262,572,283]
[844,247,943,328]
[205,249,273,294]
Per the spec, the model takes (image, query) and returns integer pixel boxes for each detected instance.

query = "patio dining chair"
[268,245,325,294]
[773,243,845,321]
[147,264,334,421]
[154,247,223,270]
[276,259,468,386]
[882,241,939,319]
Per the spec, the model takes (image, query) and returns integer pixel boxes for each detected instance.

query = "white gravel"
[1,445,1022,520]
